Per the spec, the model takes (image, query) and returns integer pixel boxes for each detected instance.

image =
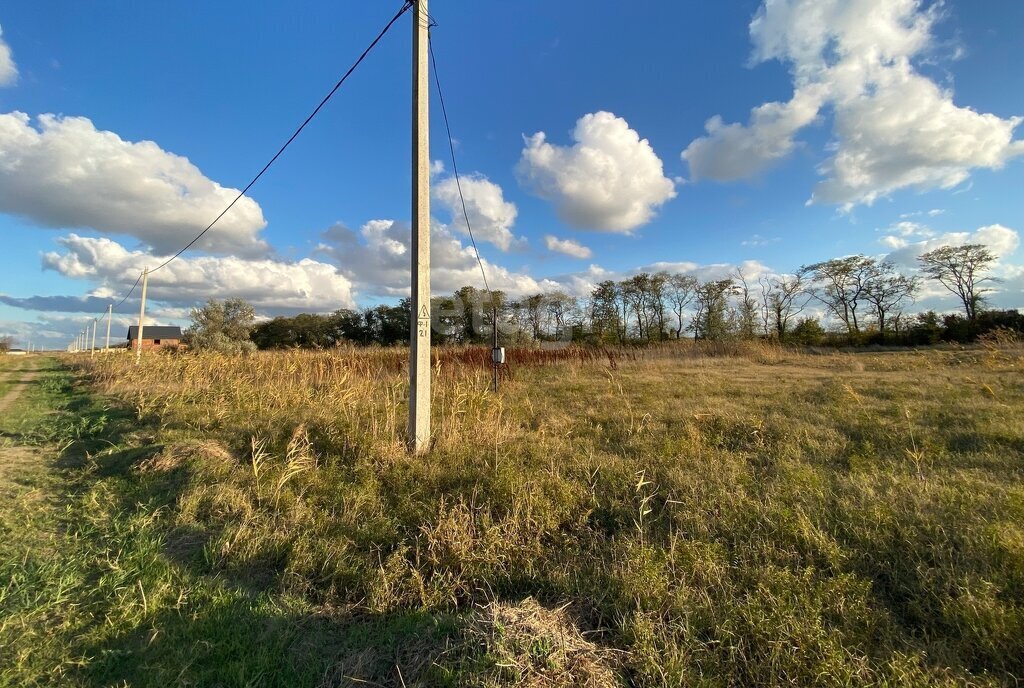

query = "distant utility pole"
[90,318,97,358]
[136,267,149,365]
[408,0,431,453]
[105,304,112,351]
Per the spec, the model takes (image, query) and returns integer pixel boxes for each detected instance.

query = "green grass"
[1,345,1023,686]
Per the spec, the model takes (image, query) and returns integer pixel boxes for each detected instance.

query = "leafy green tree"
[363,300,410,346]
[187,298,257,354]
[788,317,825,346]
[588,280,622,343]
[908,311,943,345]
[691,279,737,341]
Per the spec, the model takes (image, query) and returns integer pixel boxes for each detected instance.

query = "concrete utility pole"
[90,318,97,358]
[135,267,149,365]
[408,0,431,453]
[105,304,112,351]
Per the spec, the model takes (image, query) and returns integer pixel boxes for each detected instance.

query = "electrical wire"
[89,0,413,338]
[111,270,144,311]
[148,0,413,275]
[428,27,504,391]
[428,32,492,296]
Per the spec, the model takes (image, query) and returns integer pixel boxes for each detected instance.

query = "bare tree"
[544,292,577,339]
[758,277,773,337]
[862,263,918,334]
[667,274,698,338]
[649,271,670,341]
[733,268,760,340]
[918,244,998,321]
[621,273,651,340]
[760,273,810,339]
[506,298,530,343]
[523,294,544,340]
[802,256,876,336]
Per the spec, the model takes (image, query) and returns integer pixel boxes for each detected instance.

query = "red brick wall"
[129,338,181,351]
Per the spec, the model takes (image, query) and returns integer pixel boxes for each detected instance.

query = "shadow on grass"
[81,600,470,688]
[11,366,483,686]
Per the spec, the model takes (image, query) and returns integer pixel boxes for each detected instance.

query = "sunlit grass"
[2,342,1023,686]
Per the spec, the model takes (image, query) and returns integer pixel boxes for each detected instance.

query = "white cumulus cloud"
[41,234,354,312]
[683,85,826,181]
[882,223,1020,267]
[317,220,554,298]
[0,113,269,255]
[682,0,1024,207]
[517,111,676,232]
[0,25,17,86]
[433,174,526,251]
[876,222,1022,309]
[544,235,592,259]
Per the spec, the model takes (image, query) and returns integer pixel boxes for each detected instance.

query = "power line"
[94,0,413,332]
[111,270,144,311]
[148,0,413,275]
[429,28,505,393]
[428,33,492,296]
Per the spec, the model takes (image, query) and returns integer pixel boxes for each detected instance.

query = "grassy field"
[1,342,1022,686]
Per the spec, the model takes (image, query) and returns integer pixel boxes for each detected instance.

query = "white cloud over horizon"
[517,111,677,232]
[0,25,17,87]
[880,222,1020,266]
[316,220,555,299]
[682,0,1024,208]
[0,112,269,255]
[40,233,354,311]
[9,219,1023,349]
[878,221,1022,308]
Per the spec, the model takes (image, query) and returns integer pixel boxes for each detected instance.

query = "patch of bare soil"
[0,368,39,415]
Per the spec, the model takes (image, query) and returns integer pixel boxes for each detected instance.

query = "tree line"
[184,243,1020,351]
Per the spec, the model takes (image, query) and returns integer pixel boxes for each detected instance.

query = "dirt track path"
[0,360,41,415]
[0,359,52,544]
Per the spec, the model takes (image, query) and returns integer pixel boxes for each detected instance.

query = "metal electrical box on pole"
[409,0,431,453]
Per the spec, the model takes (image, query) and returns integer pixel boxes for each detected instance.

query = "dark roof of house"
[126,326,183,341]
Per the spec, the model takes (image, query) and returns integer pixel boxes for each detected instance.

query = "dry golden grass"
[15,340,1022,686]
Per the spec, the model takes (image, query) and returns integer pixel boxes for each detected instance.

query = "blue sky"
[0,0,1022,348]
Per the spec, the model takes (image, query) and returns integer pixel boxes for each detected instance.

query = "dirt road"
[0,359,41,415]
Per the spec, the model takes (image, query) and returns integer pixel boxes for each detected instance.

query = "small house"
[127,326,183,351]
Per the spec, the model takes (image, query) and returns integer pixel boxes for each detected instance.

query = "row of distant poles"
[64,0,494,455]
[68,266,149,364]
